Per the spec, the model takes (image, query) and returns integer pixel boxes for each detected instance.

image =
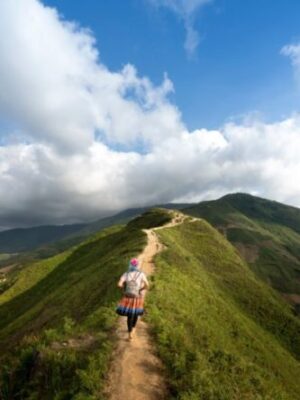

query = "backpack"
[125,271,142,298]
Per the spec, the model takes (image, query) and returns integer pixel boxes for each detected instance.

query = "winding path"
[105,212,186,400]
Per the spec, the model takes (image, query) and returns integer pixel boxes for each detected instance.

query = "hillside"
[0,209,171,399]
[0,208,299,399]
[147,217,300,399]
[184,193,300,312]
[0,223,86,253]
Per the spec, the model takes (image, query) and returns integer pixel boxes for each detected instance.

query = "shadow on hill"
[0,208,172,352]
[184,193,300,300]
[0,226,146,350]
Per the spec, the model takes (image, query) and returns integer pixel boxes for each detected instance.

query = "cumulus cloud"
[148,0,213,55]
[0,0,182,153]
[2,115,300,229]
[0,0,300,229]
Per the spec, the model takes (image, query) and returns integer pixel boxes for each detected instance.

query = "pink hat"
[130,258,139,267]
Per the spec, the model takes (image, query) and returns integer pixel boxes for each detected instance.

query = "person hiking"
[116,258,149,340]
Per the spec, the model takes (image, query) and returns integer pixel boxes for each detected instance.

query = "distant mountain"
[0,203,191,255]
[0,224,86,253]
[183,193,300,310]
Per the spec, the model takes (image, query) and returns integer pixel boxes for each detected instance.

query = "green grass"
[0,225,123,306]
[127,208,173,230]
[0,312,117,400]
[0,224,146,345]
[2,207,300,399]
[146,219,300,399]
[222,193,300,234]
[0,251,71,306]
[0,225,146,398]
[184,193,300,298]
[0,209,169,399]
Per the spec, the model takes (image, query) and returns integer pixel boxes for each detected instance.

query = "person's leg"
[132,314,138,328]
[127,314,135,333]
[127,314,138,339]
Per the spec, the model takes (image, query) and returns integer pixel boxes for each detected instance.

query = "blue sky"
[44,0,300,129]
[1,0,300,228]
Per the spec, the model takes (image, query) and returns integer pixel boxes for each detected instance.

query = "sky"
[43,0,300,129]
[1,0,300,229]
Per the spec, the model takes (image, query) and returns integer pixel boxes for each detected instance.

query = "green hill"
[0,224,87,253]
[0,208,300,399]
[184,193,300,312]
[0,209,171,399]
[147,218,300,399]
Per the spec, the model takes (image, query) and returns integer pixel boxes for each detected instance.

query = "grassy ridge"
[222,193,300,234]
[0,209,170,399]
[146,219,300,399]
[0,226,146,398]
[0,224,145,347]
[1,206,300,399]
[184,193,300,297]
[127,208,172,230]
[0,251,71,306]
[0,226,122,307]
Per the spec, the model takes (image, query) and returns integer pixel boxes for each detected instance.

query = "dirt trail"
[105,212,186,400]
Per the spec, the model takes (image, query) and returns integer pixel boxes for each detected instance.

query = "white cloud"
[0,0,183,153]
[148,0,213,55]
[281,43,300,87]
[0,0,300,229]
[1,116,300,229]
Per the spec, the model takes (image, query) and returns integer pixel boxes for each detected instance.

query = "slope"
[1,207,300,399]
[0,223,87,253]
[184,193,300,310]
[147,217,300,399]
[0,209,171,399]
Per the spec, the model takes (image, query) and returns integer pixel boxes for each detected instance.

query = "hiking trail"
[105,212,186,400]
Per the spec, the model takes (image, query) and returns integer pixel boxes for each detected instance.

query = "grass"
[0,251,71,306]
[127,208,173,230]
[0,225,123,306]
[184,193,300,298]
[1,206,300,399]
[0,225,146,398]
[0,312,117,400]
[146,219,300,399]
[0,208,169,399]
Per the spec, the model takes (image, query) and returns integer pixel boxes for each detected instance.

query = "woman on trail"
[116,258,149,340]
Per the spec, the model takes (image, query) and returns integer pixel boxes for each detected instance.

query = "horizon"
[1,191,299,232]
[1,0,300,229]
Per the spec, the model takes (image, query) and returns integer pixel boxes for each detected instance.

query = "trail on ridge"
[105,212,186,400]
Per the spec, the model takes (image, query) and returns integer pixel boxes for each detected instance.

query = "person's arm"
[139,274,149,292]
[117,273,126,289]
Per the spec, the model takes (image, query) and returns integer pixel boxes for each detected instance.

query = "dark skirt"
[116,295,145,316]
